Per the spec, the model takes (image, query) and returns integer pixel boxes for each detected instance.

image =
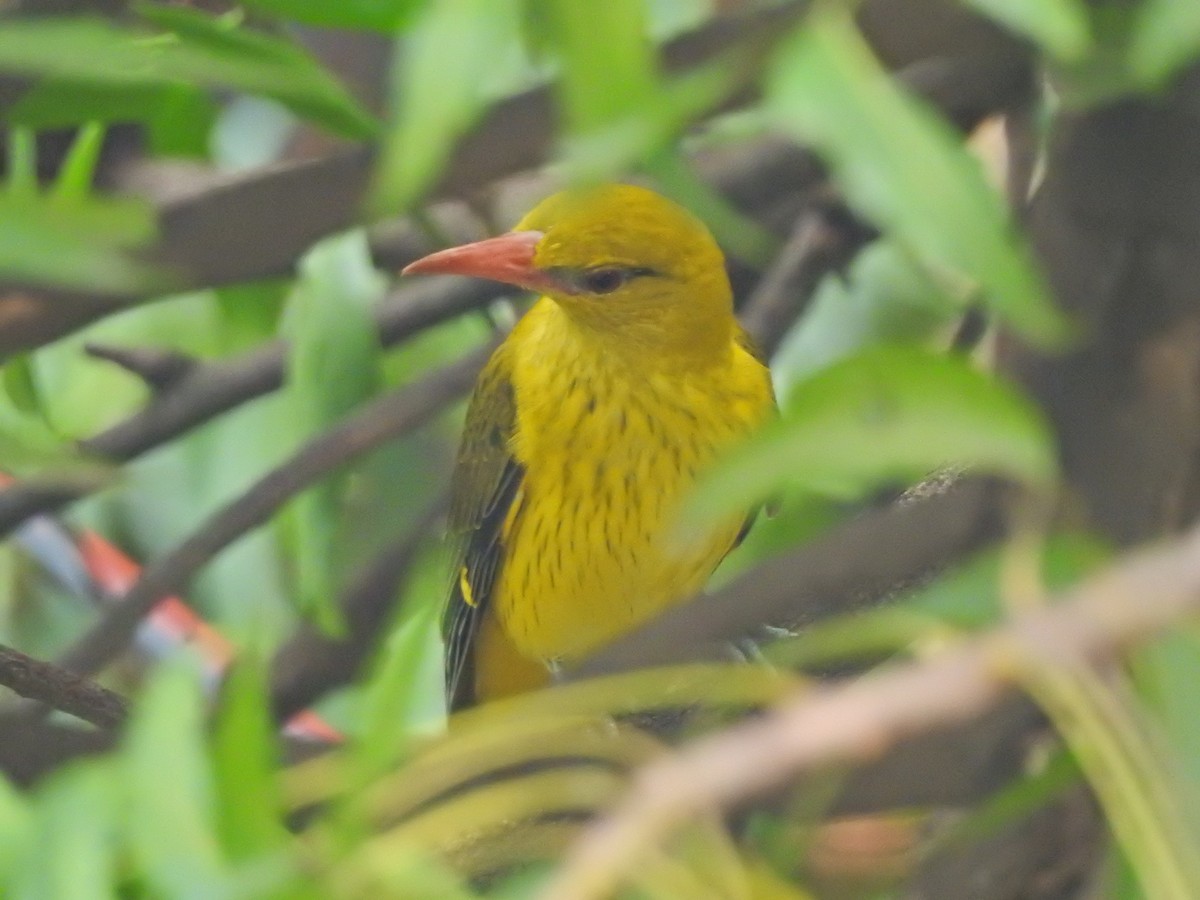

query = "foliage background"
[0,0,1198,897]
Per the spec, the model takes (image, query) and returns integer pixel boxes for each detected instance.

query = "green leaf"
[3,356,44,419]
[18,762,118,900]
[688,347,1058,524]
[0,192,169,294]
[767,7,1069,346]
[771,239,963,390]
[372,0,518,213]
[355,597,444,777]
[211,656,287,860]
[0,12,376,140]
[50,122,106,199]
[1133,631,1200,798]
[124,663,228,895]
[239,0,427,32]
[536,0,655,132]
[5,128,36,196]
[11,81,217,157]
[0,776,32,890]
[283,231,384,632]
[960,0,1091,61]
[1127,0,1200,88]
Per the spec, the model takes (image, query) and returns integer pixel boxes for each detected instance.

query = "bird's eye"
[578,267,628,294]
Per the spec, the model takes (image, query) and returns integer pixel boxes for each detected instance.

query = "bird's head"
[403,184,734,351]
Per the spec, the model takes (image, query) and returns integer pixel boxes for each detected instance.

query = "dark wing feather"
[443,344,525,710]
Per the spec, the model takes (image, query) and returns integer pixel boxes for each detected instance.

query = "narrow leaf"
[123,663,228,895]
[211,656,287,860]
[688,347,1057,524]
[372,0,517,213]
[0,14,376,139]
[283,230,384,632]
[767,7,1069,346]
[238,0,427,33]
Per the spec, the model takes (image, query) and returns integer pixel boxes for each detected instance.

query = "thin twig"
[542,522,1200,900]
[56,347,491,678]
[84,343,196,391]
[0,641,128,729]
[739,209,874,357]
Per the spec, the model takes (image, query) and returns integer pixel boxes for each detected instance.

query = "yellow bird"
[403,184,774,709]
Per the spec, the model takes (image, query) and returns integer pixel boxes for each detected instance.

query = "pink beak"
[402,230,553,293]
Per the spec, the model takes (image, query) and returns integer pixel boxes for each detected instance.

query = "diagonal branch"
[0,278,500,538]
[0,641,128,730]
[542,521,1200,900]
[56,346,491,678]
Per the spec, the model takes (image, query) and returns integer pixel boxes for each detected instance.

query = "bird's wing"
[729,325,779,551]
[443,342,526,710]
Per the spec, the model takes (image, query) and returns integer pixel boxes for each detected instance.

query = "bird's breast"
[497,314,770,662]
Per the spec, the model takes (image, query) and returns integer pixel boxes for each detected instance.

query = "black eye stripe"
[545,265,662,295]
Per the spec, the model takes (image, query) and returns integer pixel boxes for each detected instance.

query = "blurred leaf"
[771,240,963,391]
[1022,655,1200,899]
[0,776,32,888]
[283,230,384,632]
[535,0,654,132]
[239,0,427,32]
[372,0,516,214]
[1133,630,1200,795]
[0,389,87,475]
[12,81,217,157]
[0,12,376,140]
[3,356,45,419]
[49,122,106,200]
[17,761,118,900]
[124,663,228,896]
[211,656,287,860]
[356,597,444,777]
[5,128,36,196]
[960,0,1091,61]
[0,192,168,294]
[1127,0,1200,88]
[688,347,1058,524]
[768,7,1069,346]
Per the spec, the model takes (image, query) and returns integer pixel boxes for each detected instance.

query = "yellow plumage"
[404,184,774,707]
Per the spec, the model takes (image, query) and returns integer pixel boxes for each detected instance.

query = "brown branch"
[56,346,491,677]
[0,641,128,729]
[739,207,875,357]
[84,342,196,391]
[1,0,1035,356]
[0,278,500,538]
[571,477,1001,679]
[542,521,1200,900]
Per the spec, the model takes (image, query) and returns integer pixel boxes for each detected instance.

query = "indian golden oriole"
[403,184,774,709]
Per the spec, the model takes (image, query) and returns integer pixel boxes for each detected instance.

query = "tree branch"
[56,346,490,677]
[0,277,500,538]
[0,641,128,729]
[572,478,1001,679]
[542,520,1200,900]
